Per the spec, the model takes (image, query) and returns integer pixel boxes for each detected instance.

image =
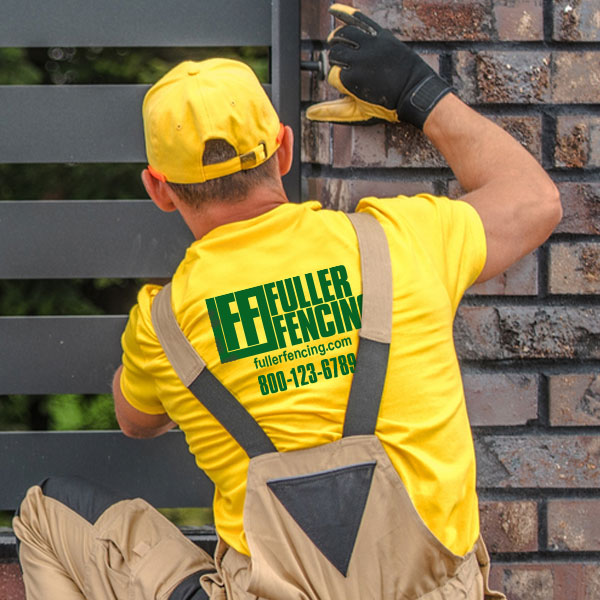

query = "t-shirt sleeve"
[120,284,168,415]
[356,194,487,311]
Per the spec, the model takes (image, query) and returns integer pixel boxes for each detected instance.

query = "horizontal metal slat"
[0,0,271,47]
[0,85,147,163]
[0,316,126,394]
[0,431,214,510]
[0,200,194,278]
[0,83,273,163]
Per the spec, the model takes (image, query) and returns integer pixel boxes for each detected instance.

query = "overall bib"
[151,212,506,600]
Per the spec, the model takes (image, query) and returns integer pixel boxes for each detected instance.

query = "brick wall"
[302,1,600,598]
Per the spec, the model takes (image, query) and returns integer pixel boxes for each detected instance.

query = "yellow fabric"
[329,3,358,18]
[120,196,486,557]
[143,59,281,183]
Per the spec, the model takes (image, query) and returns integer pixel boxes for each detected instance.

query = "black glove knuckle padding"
[329,43,357,69]
[334,29,409,110]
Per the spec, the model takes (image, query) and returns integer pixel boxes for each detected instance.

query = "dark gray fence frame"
[0,0,300,510]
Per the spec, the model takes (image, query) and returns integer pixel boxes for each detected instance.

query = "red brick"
[396,0,495,41]
[549,242,600,295]
[480,500,538,552]
[336,0,543,41]
[475,435,600,488]
[494,0,543,41]
[454,51,551,103]
[489,564,553,600]
[306,178,436,211]
[489,562,600,600]
[455,306,600,360]
[447,180,464,199]
[0,563,25,600]
[549,374,600,426]
[333,122,446,168]
[553,0,600,41]
[555,183,600,235]
[304,57,339,104]
[555,116,600,169]
[552,52,600,104]
[300,49,312,104]
[305,0,544,43]
[301,1,331,40]
[495,114,543,160]
[585,565,600,599]
[463,373,538,425]
[548,500,600,551]
[467,252,538,296]
[301,119,331,165]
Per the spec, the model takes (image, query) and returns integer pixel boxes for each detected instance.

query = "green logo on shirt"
[206,265,362,363]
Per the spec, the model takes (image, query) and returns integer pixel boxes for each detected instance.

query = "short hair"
[167,139,280,208]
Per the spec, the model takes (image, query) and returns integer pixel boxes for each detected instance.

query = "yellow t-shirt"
[120,195,486,557]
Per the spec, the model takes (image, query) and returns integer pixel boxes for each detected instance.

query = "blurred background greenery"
[0,45,268,527]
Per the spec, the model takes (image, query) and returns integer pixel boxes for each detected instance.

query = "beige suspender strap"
[151,283,277,457]
[343,212,393,437]
[346,212,393,344]
[151,283,206,387]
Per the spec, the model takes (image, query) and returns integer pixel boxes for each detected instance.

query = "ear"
[275,125,294,177]
[141,169,178,213]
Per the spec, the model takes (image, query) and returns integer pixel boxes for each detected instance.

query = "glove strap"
[398,75,452,129]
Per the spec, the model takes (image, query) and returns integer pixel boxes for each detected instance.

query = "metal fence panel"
[0,84,272,163]
[0,431,214,509]
[0,0,271,47]
[0,316,126,394]
[0,201,193,278]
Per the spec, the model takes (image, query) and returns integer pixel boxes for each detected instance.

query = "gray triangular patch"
[267,461,376,576]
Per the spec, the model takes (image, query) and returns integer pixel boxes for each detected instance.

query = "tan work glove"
[306,4,452,129]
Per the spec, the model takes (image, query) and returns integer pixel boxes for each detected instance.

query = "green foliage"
[0,512,13,528]
[0,163,146,201]
[21,45,268,86]
[0,280,100,316]
[46,394,119,430]
[0,48,43,84]
[0,396,33,431]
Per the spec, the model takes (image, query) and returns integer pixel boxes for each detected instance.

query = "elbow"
[121,427,153,439]
[544,179,562,231]
[536,178,562,240]
[115,412,143,438]
[550,182,562,227]
[116,412,174,439]
[118,419,160,439]
[117,419,143,438]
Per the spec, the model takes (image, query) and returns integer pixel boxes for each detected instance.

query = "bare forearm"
[112,366,176,439]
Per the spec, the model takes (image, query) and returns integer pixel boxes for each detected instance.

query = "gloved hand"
[306,3,452,129]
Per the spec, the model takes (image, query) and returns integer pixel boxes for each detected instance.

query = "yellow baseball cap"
[142,58,284,184]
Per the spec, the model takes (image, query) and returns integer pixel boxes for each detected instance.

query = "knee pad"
[40,476,130,524]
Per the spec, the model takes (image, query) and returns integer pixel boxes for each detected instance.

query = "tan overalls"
[151,212,506,600]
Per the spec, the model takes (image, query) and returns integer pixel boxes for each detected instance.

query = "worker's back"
[122,195,485,559]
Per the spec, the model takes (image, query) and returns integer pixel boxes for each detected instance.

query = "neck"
[177,184,289,240]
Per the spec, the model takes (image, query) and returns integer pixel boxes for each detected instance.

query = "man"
[14,4,561,599]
